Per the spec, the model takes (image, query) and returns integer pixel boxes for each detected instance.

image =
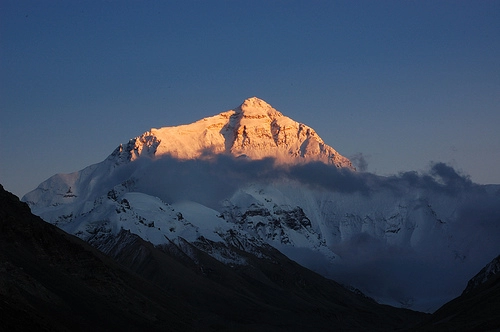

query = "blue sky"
[1,0,499,197]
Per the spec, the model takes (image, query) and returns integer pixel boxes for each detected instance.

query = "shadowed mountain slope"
[1,184,427,331]
[20,98,500,312]
[0,184,193,331]
[416,254,500,331]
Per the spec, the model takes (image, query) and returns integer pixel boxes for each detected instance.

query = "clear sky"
[1,0,499,198]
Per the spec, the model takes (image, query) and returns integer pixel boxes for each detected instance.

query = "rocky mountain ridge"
[463,254,500,294]
[1,185,428,331]
[22,98,500,312]
[4,184,499,330]
[112,97,353,168]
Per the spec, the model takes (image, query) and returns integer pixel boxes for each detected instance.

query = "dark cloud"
[376,162,475,196]
[134,154,481,207]
[135,154,373,207]
[286,162,370,194]
[429,161,472,187]
[123,154,499,311]
[349,152,369,172]
[286,160,477,199]
[134,155,284,208]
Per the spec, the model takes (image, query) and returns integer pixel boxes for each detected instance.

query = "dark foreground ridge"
[0,184,431,331]
[0,184,192,331]
[3,183,500,331]
[415,254,500,331]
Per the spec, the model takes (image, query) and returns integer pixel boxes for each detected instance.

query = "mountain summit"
[22,97,500,313]
[114,97,353,168]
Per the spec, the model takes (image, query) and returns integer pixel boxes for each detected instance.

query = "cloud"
[429,161,472,187]
[134,154,479,207]
[286,160,476,199]
[349,152,369,172]
[134,155,284,208]
[136,153,375,205]
[375,162,475,196]
[129,154,500,311]
[286,161,371,194]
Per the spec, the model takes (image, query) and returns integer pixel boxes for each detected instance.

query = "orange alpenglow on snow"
[123,97,354,169]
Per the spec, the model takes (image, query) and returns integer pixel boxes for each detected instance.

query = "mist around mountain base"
[25,153,500,312]
[22,98,500,313]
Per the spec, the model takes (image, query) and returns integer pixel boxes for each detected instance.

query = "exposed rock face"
[2,185,428,331]
[113,97,353,168]
[20,97,500,313]
[463,254,500,294]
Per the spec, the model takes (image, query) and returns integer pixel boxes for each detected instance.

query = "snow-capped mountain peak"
[236,96,280,117]
[22,97,500,313]
[112,97,353,168]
